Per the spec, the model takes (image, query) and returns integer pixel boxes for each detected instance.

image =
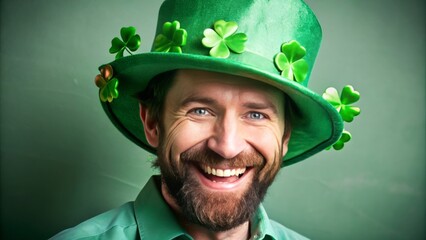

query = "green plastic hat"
[97,0,344,167]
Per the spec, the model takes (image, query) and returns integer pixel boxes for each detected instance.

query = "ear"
[281,130,291,157]
[139,103,159,148]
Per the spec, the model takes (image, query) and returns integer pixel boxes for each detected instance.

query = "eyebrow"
[243,102,278,114]
[181,96,219,108]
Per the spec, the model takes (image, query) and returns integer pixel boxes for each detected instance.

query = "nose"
[207,113,247,159]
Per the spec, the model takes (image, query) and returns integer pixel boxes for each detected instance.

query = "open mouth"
[199,164,249,183]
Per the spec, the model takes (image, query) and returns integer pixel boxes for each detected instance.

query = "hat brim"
[102,52,343,167]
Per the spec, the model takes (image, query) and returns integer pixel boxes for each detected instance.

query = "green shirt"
[51,176,308,240]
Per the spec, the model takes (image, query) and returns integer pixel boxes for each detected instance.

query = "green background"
[1,0,424,239]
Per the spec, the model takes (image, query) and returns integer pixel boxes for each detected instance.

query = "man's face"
[146,69,289,231]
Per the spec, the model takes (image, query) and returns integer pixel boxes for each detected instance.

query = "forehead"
[168,69,284,102]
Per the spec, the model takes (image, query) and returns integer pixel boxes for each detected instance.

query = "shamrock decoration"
[323,85,361,150]
[109,26,141,59]
[154,21,187,53]
[95,65,119,103]
[323,85,361,122]
[202,20,248,58]
[328,130,352,150]
[274,40,309,83]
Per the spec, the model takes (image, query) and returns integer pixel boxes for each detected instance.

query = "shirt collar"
[250,204,279,240]
[134,175,278,240]
[134,175,192,240]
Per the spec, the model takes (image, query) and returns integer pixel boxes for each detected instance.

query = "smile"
[192,164,253,190]
[202,165,246,178]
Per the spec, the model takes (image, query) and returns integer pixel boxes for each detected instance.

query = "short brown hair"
[138,70,177,122]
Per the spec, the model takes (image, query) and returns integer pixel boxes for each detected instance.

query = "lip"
[191,164,253,191]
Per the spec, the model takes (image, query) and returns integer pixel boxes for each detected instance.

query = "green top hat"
[96,0,346,167]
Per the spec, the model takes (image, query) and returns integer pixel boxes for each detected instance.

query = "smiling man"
[140,70,291,238]
[52,0,343,239]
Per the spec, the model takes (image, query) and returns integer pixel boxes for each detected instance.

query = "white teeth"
[202,165,246,177]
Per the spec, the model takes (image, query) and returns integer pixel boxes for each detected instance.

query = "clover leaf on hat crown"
[202,20,248,58]
[274,40,309,83]
[154,21,188,53]
[109,26,141,59]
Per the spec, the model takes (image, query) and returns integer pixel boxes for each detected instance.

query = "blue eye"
[248,112,265,120]
[191,108,209,115]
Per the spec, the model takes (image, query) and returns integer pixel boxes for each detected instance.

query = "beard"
[155,142,281,232]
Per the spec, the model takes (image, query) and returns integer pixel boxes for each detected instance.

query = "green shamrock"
[202,20,248,58]
[323,85,361,122]
[109,26,141,59]
[328,130,352,150]
[274,40,309,83]
[95,65,119,103]
[154,21,187,53]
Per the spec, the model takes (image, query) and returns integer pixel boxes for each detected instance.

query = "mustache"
[180,145,265,169]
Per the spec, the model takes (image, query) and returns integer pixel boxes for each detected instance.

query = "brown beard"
[155,144,280,232]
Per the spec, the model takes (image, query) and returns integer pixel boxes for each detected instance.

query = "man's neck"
[161,181,250,240]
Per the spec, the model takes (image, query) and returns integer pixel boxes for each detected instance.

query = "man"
[52,0,345,239]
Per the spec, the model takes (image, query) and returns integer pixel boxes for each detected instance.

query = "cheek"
[246,125,283,159]
[246,125,283,180]
[162,118,213,162]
